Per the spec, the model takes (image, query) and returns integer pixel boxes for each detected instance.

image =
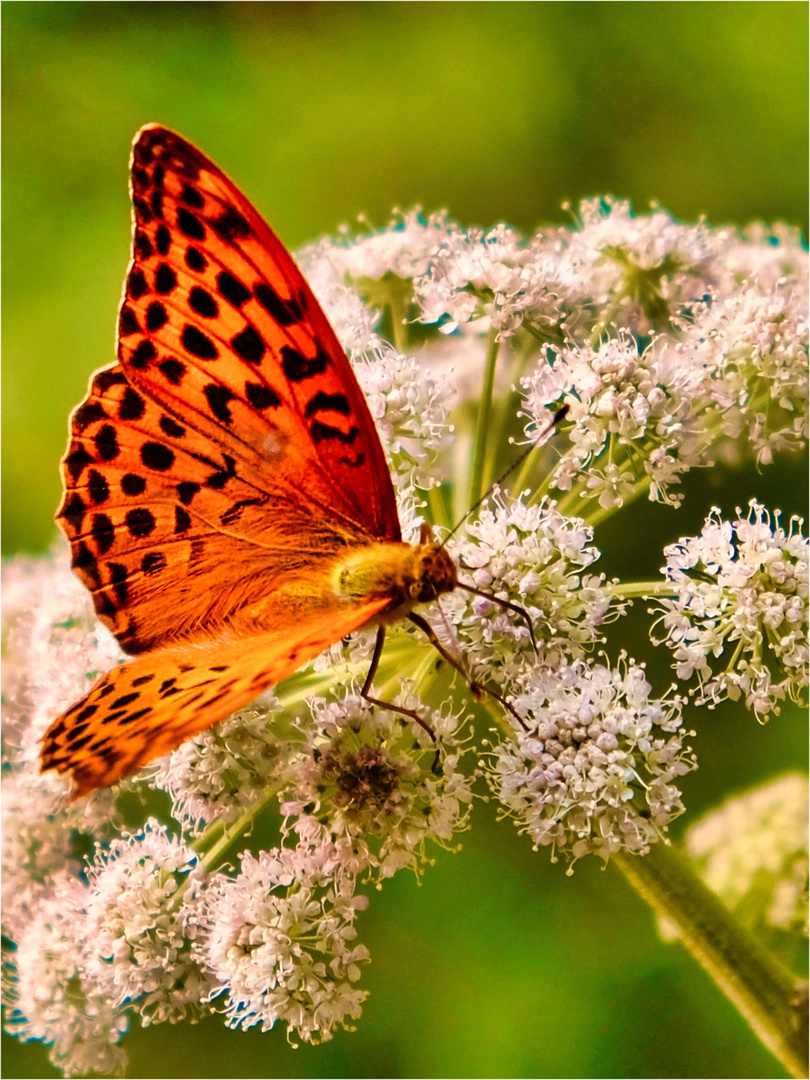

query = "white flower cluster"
[3,822,206,1078]
[148,700,296,833]
[522,333,713,508]
[656,501,808,720]
[282,695,473,879]
[493,659,695,867]
[199,843,369,1044]
[446,494,618,672]
[81,823,212,1025]
[318,200,806,510]
[685,773,808,937]
[3,876,129,1079]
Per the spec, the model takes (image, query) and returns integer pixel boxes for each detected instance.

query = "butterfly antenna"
[439,404,569,549]
[455,582,539,654]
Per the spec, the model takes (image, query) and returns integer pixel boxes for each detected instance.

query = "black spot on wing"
[121,473,146,496]
[281,345,328,383]
[160,416,186,438]
[177,208,205,241]
[156,225,171,255]
[91,513,115,555]
[141,551,167,575]
[304,391,350,419]
[176,481,200,505]
[64,443,94,480]
[125,508,156,538]
[189,287,218,318]
[119,307,140,337]
[220,497,264,527]
[62,492,87,527]
[133,197,153,225]
[180,184,204,208]
[254,283,302,326]
[140,442,175,471]
[311,420,360,445]
[108,562,129,604]
[185,247,207,272]
[95,425,120,461]
[87,470,110,505]
[174,506,191,533]
[155,264,178,295]
[159,358,185,385]
[204,384,236,425]
[130,341,157,369]
[72,542,99,581]
[128,269,148,300]
[213,207,250,242]
[245,383,281,410]
[340,451,367,468]
[73,402,106,432]
[183,325,219,360]
[95,370,128,393]
[135,230,153,260]
[231,327,265,364]
[217,271,250,307]
[146,302,168,332]
[118,387,146,421]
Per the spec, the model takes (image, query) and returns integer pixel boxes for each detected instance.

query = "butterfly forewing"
[58,124,403,653]
[121,125,400,540]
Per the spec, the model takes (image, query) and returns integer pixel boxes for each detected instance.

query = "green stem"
[612,580,676,600]
[389,285,409,354]
[469,329,500,506]
[614,844,809,1078]
[428,483,452,532]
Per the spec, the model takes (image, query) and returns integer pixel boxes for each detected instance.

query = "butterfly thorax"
[334,539,458,625]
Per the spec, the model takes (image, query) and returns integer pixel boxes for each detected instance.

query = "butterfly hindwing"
[40,600,389,798]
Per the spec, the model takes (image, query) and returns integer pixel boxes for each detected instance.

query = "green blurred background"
[3,2,807,1077]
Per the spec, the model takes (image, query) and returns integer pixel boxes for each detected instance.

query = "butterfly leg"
[360,626,438,743]
[407,612,529,731]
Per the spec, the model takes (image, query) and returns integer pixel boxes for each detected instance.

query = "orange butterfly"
[40,124,471,799]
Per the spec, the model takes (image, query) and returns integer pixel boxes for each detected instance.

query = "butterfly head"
[406,541,458,604]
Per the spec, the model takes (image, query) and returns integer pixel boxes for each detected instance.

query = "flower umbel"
[686,774,809,940]
[198,844,370,1045]
[490,658,695,868]
[655,501,809,720]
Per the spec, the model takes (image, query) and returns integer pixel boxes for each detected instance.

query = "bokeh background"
[3,2,807,1078]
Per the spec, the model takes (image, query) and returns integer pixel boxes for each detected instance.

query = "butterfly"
[39,124,481,800]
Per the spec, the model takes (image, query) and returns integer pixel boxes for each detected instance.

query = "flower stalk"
[469,328,500,506]
[614,843,809,1078]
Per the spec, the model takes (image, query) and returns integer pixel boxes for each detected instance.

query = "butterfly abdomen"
[333,540,458,624]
